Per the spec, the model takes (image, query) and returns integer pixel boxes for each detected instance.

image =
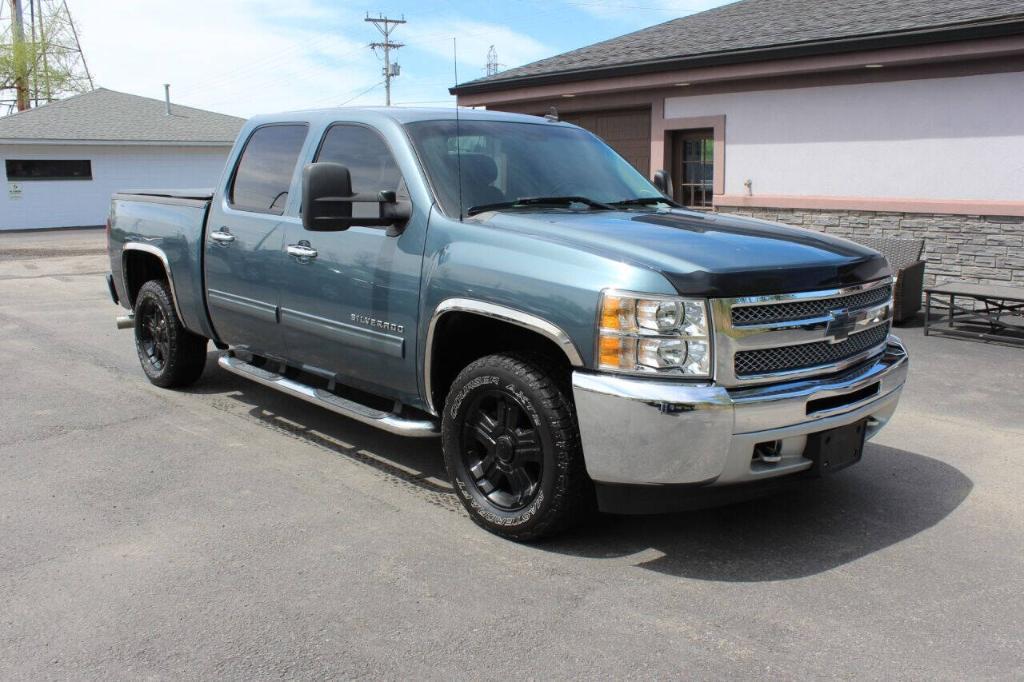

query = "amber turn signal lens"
[600,295,635,331]
[598,335,636,370]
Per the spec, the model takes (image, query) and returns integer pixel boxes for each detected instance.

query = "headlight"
[598,290,712,377]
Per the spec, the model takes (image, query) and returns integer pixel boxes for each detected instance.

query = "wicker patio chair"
[854,237,926,325]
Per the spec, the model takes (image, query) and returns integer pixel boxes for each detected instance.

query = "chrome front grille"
[711,278,894,387]
[734,323,889,377]
[731,284,892,326]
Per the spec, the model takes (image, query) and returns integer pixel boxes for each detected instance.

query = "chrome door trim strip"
[279,307,404,358]
[423,298,585,415]
[207,288,278,323]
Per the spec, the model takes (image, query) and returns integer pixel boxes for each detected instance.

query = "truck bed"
[109,190,216,340]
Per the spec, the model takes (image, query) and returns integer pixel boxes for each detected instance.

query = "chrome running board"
[218,353,439,438]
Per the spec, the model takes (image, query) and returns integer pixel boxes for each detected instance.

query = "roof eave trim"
[451,17,1024,95]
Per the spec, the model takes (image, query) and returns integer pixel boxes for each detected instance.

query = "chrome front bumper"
[572,336,908,487]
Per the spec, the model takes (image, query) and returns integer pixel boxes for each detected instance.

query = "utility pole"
[486,45,499,77]
[10,0,29,111]
[364,13,404,106]
[28,0,36,106]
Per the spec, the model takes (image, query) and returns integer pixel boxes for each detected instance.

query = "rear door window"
[229,124,308,215]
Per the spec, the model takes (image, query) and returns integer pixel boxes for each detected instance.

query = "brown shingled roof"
[453,0,1024,94]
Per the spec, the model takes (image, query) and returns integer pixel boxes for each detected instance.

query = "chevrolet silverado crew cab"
[105,107,908,540]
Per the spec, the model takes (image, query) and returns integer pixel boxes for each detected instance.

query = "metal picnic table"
[924,281,1024,346]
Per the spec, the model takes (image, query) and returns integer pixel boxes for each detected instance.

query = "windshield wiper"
[466,195,614,216]
[608,196,681,208]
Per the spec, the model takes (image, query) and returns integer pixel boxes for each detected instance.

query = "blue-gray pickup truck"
[106,107,908,540]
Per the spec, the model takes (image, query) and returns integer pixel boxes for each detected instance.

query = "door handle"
[210,228,235,243]
[287,243,318,260]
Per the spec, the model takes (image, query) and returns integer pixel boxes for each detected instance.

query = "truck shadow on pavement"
[544,446,973,581]
[189,352,972,582]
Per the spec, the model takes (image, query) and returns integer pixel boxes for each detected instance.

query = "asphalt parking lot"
[1,228,1022,679]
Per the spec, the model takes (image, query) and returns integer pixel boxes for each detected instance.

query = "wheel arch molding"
[423,298,585,415]
[121,243,186,322]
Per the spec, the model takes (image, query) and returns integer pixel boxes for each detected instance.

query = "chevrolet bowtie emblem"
[824,308,858,344]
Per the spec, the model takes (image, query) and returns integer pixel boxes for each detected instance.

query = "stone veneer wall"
[716,206,1024,288]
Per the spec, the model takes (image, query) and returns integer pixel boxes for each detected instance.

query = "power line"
[339,80,384,107]
[173,33,360,100]
[87,0,704,114]
[391,99,455,106]
[168,5,590,106]
[364,13,405,107]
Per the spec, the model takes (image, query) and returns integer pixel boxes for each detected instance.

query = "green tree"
[1,0,91,112]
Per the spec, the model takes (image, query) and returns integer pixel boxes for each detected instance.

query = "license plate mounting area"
[804,418,868,475]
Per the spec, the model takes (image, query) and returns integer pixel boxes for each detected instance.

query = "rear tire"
[133,279,207,388]
[441,352,593,541]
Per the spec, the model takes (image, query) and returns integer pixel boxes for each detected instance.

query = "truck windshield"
[404,119,665,218]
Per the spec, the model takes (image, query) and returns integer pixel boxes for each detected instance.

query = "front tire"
[442,353,593,541]
[133,279,207,388]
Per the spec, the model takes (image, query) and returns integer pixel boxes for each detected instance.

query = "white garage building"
[0,88,243,231]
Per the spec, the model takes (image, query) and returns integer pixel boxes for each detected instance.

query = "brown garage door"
[560,108,651,176]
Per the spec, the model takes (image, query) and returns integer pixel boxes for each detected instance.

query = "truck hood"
[469,208,890,297]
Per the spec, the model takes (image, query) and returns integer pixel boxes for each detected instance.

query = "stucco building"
[452,0,1024,287]
[0,88,243,230]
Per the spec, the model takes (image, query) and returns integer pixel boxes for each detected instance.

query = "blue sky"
[72,0,731,117]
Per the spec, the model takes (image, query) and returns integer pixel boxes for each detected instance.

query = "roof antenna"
[453,37,464,222]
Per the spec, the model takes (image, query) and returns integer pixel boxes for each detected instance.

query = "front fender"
[418,211,676,405]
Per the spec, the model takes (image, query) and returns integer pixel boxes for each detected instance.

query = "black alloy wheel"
[132,279,208,388]
[136,296,171,373]
[441,352,593,541]
[461,389,543,511]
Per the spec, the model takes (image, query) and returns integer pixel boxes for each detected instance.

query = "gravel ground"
[0,229,1022,679]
